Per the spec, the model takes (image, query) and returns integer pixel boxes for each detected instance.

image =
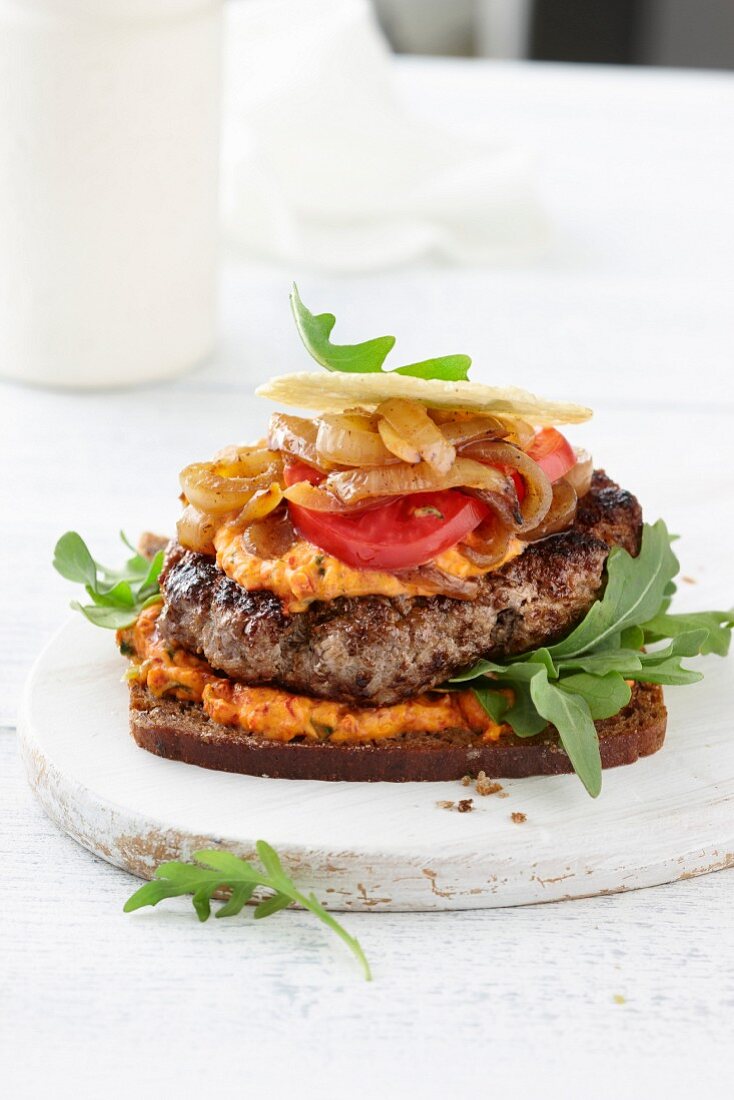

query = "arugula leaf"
[53,532,98,587]
[444,520,732,797]
[217,883,257,918]
[624,631,709,686]
[555,649,644,676]
[625,660,703,687]
[548,520,679,659]
[70,601,149,630]
[291,284,395,374]
[472,685,510,724]
[254,892,293,919]
[124,842,372,981]
[529,669,603,797]
[640,630,709,661]
[450,651,555,684]
[85,580,136,609]
[620,625,645,649]
[119,530,142,556]
[394,355,471,382]
[448,659,499,684]
[53,531,164,629]
[291,284,471,382]
[642,610,734,657]
[139,551,165,598]
[503,681,548,737]
[557,671,632,720]
[463,673,548,736]
[471,655,556,683]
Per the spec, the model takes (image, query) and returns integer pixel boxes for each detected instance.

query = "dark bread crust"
[128,681,666,782]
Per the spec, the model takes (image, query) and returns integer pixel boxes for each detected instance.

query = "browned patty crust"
[158,471,642,707]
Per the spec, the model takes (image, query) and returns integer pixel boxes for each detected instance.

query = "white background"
[3,59,734,1097]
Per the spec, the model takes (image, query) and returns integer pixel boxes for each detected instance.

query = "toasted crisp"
[256,370,592,425]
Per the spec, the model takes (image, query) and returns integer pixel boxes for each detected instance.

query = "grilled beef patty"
[158,471,641,707]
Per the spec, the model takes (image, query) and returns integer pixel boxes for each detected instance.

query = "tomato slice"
[284,460,326,487]
[288,490,489,571]
[280,433,574,573]
[525,428,576,483]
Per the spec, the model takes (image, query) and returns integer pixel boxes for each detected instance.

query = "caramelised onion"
[496,416,535,450]
[213,440,268,463]
[377,398,456,473]
[176,504,219,555]
[283,479,381,513]
[519,478,577,542]
[461,440,552,533]
[316,413,397,467]
[267,413,328,470]
[229,483,284,531]
[435,414,509,447]
[243,507,297,560]
[393,564,479,600]
[465,488,522,530]
[565,448,593,498]
[457,516,513,569]
[180,449,282,515]
[377,417,421,464]
[325,457,513,506]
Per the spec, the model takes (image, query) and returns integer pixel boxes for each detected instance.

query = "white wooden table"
[3,58,734,1098]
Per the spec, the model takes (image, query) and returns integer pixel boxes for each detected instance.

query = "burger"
[54,288,732,796]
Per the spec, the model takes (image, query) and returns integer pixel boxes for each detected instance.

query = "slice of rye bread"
[128,680,666,783]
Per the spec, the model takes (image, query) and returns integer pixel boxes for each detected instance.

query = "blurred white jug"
[0,0,222,388]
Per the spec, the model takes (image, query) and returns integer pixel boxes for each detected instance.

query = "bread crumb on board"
[440,773,506,810]
[511,811,527,824]
[477,773,503,797]
[681,575,696,585]
[461,771,504,796]
[436,797,475,812]
[613,994,626,1005]
[436,798,475,813]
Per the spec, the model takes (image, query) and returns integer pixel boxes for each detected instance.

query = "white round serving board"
[19,616,734,911]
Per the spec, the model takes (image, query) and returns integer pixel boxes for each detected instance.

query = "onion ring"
[180,452,283,515]
[460,440,552,532]
[457,517,513,568]
[519,478,577,542]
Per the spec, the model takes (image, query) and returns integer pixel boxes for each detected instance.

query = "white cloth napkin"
[222,0,548,272]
